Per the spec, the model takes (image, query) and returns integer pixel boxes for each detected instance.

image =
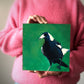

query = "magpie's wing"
[53,40,62,49]
[50,41,63,58]
[54,40,61,45]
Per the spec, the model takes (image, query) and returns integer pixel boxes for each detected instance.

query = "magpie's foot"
[57,65,61,70]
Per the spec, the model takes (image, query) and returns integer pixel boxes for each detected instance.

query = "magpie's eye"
[44,33,47,36]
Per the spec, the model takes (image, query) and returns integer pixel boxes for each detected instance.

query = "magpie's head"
[39,32,54,41]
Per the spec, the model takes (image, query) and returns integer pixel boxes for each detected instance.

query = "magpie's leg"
[47,62,52,71]
[47,65,51,71]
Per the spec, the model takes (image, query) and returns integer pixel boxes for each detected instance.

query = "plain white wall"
[0,0,15,84]
[0,0,84,84]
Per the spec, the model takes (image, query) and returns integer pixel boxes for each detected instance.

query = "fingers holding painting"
[27,70,62,78]
[27,15,48,24]
[36,71,47,78]
[40,16,47,24]
[46,71,62,76]
[36,71,62,78]
[28,70,36,73]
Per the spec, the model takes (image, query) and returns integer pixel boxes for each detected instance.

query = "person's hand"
[27,15,47,24]
[36,71,62,78]
[28,70,62,78]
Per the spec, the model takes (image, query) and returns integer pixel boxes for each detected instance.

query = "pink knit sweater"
[0,0,84,84]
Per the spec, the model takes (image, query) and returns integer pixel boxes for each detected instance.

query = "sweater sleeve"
[0,0,22,57]
[58,0,84,78]
[69,0,84,77]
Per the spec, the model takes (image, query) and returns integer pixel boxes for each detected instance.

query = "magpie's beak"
[39,34,45,40]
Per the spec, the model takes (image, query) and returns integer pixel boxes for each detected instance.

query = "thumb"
[36,71,49,78]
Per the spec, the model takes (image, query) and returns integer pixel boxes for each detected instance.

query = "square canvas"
[23,24,70,72]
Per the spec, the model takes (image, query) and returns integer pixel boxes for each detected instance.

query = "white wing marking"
[56,44,62,49]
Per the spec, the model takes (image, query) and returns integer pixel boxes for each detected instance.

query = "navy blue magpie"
[39,32,69,71]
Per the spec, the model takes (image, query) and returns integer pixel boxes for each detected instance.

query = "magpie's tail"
[60,61,68,67]
[53,59,68,68]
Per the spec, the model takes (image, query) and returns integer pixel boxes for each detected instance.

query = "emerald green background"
[23,24,70,72]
